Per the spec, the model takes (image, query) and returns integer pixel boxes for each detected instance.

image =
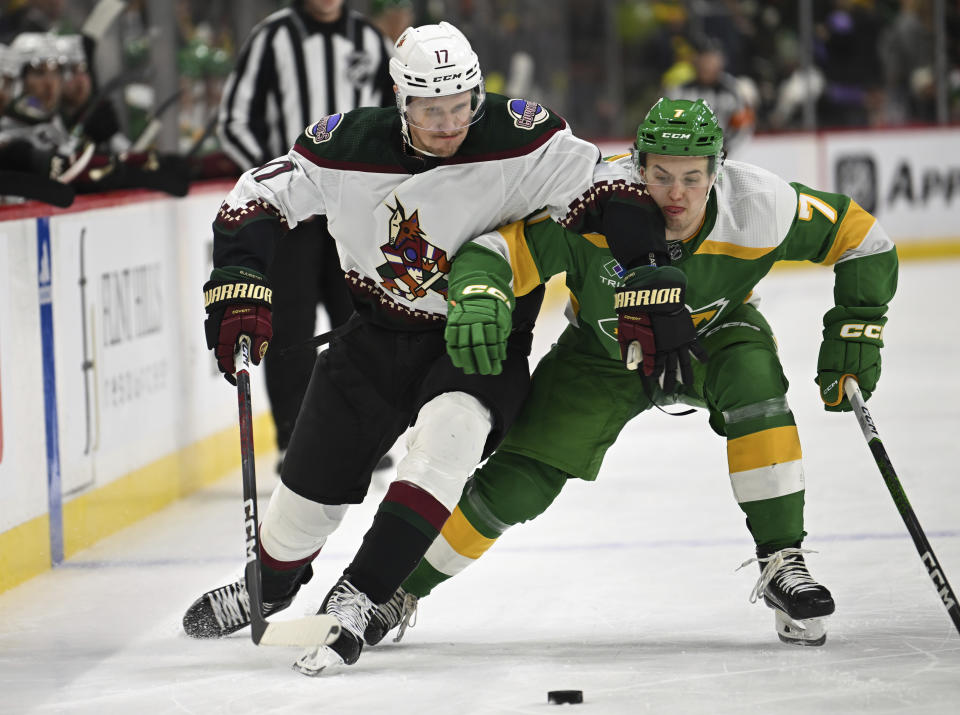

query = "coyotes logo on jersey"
[377,198,450,301]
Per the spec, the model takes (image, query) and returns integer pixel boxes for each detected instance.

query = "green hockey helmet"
[635,97,723,159]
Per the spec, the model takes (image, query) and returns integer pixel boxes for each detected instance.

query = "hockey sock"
[345,481,450,604]
[725,421,806,549]
[741,491,806,551]
[402,452,567,598]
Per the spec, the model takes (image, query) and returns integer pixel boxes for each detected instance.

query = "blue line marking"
[38,217,63,566]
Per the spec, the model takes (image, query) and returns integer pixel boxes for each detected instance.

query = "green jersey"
[468,155,898,359]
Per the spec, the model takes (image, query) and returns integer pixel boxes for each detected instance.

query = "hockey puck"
[547,690,583,705]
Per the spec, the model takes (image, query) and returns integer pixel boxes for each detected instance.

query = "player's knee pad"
[466,450,568,529]
[398,391,493,510]
[260,483,349,561]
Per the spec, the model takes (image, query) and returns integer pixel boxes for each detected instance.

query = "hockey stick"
[844,379,960,635]
[235,335,342,647]
[128,88,182,153]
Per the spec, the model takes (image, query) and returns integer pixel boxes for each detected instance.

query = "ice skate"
[182,577,293,638]
[293,577,375,676]
[740,544,835,646]
[364,587,419,645]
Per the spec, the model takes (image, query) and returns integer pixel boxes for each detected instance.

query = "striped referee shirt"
[218,3,394,169]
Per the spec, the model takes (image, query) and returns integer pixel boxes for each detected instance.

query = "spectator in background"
[370,0,414,43]
[880,0,936,124]
[0,31,187,200]
[768,33,826,130]
[814,0,884,127]
[0,32,94,188]
[217,0,395,473]
[1,33,70,152]
[664,35,755,156]
[0,43,17,114]
[56,34,130,154]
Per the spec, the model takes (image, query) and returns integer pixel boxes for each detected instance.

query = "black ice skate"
[740,544,835,646]
[364,587,419,645]
[293,577,375,676]
[182,577,293,638]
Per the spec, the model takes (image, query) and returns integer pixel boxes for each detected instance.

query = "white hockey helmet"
[55,35,87,69]
[10,32,61,75]
[389,21,485,134]
[0,44,16,80]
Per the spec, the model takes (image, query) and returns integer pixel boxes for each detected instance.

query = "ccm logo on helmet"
[433,73,462,81]
[461,284,510,304]
[614,287,682,309]
[662,132,691,139]
[840,323,883,339]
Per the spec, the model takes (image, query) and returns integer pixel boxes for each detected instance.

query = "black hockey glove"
[203,266,273,385]
[614,265,707,394]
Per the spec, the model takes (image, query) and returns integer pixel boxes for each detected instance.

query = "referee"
[218,0,395,472]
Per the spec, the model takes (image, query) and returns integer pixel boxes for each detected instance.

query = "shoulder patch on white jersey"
[305,113,344,144]
[507,99,550,130]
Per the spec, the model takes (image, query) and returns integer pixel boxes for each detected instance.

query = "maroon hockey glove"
[203,266,272,385]
[614,265,707,394]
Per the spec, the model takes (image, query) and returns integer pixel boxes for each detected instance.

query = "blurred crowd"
[1,0,958,206]
[457,0,960,144]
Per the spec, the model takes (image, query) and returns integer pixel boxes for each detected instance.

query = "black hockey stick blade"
[845,379,960,636]
[236,335,342,647]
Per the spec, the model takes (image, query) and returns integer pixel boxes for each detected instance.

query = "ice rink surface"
[2,259,959,714]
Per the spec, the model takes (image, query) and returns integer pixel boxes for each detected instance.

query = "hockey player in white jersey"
[182,21,601,675]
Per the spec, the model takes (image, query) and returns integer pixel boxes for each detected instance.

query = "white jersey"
[213,94,600,327]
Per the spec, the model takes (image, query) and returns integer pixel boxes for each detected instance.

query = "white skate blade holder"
[774,609,827,647]
[292,644,345,677]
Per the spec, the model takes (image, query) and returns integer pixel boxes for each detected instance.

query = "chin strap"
[399,123,442,159]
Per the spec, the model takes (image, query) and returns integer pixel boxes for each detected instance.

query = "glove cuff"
[448,242,515,310]
[203,266,272,314]
[621,264,687,287]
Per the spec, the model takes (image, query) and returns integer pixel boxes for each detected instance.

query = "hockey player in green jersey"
[365,97,898,648]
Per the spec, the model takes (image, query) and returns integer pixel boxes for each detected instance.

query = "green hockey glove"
[445,284,513,375]
[816,313,885,412]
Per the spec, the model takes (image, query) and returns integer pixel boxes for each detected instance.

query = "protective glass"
[401,85,485,132]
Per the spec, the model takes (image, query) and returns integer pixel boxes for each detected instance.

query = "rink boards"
[0,182,275,592]
[1,125,959,594]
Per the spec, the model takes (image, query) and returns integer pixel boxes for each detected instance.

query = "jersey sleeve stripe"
[822,200,882,266]
[578,232,609,249]
[441,125,566,165]
[495,221,542,297]
[694,240,777,260]
[291,142,409,173]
